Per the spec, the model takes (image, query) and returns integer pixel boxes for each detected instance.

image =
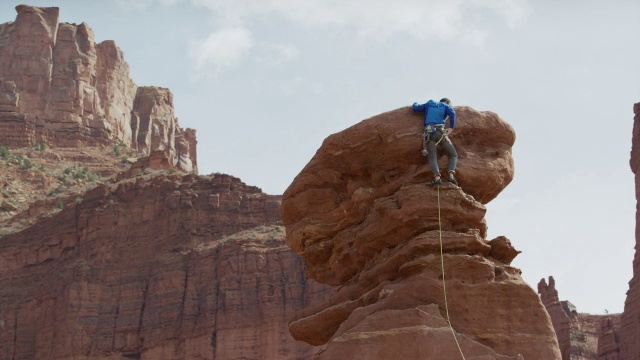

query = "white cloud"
[255,43,299,66]
[462,28,489,47]
[279,76,323,97]
[160,0,182,5]
[183,0,531,76]
[115,0,151,10]
[188,26,254,77]
[190,0,532,41]
[116,0,182,10]
[470,0,532,29]
[117,0,532,46]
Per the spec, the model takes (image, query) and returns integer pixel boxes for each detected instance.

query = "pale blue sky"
[1,0,638,314]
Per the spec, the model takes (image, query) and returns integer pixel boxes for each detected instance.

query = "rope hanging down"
[413,185,467,358]
[437,185,466,359]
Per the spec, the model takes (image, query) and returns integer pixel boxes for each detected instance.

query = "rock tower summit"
[281,106,563,359]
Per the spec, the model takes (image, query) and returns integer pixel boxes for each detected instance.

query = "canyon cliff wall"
[0,173,331,360]
[281,106,561,359]
[0,6,196,173]
[622,102,640,359]
[538,276,622,360]
[0,6,333,359]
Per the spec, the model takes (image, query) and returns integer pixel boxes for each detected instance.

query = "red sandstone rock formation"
[0,5,332,360]
[0,6,196,173]
[538,276,622,360]
[599,317,622,360]
[622,102,640,359]
[282,106,561,359]
[539,276,577,359]
[131,87,197,173]
[0,173,331,359]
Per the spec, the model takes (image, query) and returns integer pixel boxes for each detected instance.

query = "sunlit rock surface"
[282,105,561,359]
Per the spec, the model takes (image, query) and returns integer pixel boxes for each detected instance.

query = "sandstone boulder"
[282,105,560,359]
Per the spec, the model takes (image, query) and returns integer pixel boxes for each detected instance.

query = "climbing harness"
[421,124,446,156]
[415,185,466,359]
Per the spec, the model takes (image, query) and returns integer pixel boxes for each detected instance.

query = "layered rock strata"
[539,277,576,359]
[281,106,561,359]
[622,102,640,359]
[0,5,196,173]
[0,173,331,359]
[538,276,622,359]
[599,317,622,360]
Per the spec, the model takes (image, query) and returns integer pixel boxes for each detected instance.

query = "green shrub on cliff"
[0,145,9,159]
[59,174,70,185]
[21,158,32,170]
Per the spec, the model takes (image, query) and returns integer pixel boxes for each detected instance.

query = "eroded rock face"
[0,6,196,173]
[281,106,561,359]
[0,173,331,359]
[538,276,622,360]
[0,5,59,116]
[599,317,622,360]
[96,39,138,146]
[131,87,197,173]
[622,102,640,359]
[539,276,575,359]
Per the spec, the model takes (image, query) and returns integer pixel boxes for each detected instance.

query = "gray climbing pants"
[426,133,458,177]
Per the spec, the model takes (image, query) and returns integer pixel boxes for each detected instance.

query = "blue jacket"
[412,100,456,128]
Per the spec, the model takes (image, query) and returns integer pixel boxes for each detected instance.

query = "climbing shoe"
[447,177,458,186]
[428,179,442,187]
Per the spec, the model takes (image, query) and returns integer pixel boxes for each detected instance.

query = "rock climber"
[412,98,458,187]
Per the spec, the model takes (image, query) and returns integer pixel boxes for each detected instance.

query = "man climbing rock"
[412,98,459,186]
